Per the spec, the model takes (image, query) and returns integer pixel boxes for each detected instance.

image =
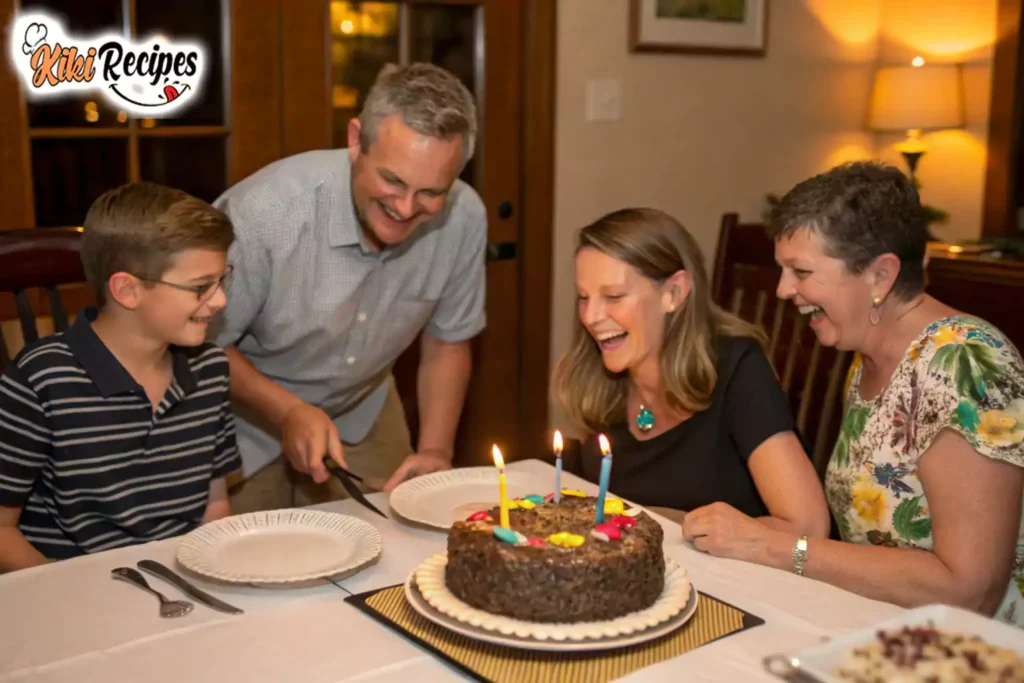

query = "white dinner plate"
[176,509,382,586]
[388,467,556,530]
[406,552,695,648]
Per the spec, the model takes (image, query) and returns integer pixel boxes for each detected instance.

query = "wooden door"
[277,0,528,467]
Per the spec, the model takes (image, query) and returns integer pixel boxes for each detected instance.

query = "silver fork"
[111,567,194,618]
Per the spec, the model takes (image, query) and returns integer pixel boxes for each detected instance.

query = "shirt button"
[357,312,367,323]
[347,357,356,365]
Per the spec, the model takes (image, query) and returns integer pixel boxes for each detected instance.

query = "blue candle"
[553,430,563,503]
[595,433,613,523]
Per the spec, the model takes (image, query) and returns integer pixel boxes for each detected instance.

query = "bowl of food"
[763,604,1024,682]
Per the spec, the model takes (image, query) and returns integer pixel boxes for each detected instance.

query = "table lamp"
[868,58,965,181]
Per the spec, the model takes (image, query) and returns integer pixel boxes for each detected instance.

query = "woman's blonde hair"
[552,208,766,435]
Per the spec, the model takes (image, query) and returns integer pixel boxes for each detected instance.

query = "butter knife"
[137,560,244,615]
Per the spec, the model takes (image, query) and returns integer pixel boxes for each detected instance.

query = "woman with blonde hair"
[553,207,829,537]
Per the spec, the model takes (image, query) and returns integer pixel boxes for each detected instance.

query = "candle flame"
[598,433,611,456]
[553,430,563,454]
[492,444,505,469]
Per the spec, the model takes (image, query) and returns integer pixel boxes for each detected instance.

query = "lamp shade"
[868,64,964,131]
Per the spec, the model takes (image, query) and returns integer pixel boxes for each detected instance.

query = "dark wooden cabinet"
[925,249,1024,350]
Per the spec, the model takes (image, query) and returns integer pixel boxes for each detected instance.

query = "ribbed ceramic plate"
[412,552,694,643]
[388,467,554,530]
[176,509,382,585]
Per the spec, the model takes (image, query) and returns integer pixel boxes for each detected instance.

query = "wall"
[875,0,999,243]
[549,0,881,432]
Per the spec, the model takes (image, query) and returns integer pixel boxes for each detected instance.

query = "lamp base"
[895,128,927,179]
[895,131,939,241]
[900,150,924,178]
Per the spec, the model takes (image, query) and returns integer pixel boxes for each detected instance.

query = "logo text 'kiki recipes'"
[8,11,206,118]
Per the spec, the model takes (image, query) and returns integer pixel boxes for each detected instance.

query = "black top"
[578,336,797,517]
[0,308,241,559]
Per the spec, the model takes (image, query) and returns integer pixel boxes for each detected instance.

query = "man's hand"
[383,449,452,493]
[279,402,346,483]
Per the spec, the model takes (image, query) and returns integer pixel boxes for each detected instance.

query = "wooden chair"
[0,228,87,371]
[711,213,851,477]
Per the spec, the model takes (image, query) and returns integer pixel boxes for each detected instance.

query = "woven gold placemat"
[346,584,763,683]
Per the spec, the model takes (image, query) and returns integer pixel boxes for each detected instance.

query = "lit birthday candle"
[492,444,510,528]
[553,430,564,503]
[596,433,613,523]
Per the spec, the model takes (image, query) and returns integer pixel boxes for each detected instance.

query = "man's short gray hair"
[358,63,477,165]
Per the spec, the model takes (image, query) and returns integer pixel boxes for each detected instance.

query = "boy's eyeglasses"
[136,265,233,303]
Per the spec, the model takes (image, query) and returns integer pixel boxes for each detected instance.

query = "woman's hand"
[681,501,786,564]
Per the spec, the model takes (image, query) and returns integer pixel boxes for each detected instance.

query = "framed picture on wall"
[629,0,768,56]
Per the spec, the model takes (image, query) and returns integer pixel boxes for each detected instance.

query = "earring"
[869,296,882,326]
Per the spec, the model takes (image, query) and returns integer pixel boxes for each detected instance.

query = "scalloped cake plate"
[388,467,558,530]
[406,552,696,650]
[176,509,382,586]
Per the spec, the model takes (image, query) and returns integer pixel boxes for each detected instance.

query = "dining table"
[0,459,905,682]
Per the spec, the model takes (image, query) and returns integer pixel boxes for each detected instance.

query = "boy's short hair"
[81,182,234,307]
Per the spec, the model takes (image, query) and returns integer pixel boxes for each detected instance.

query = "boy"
[0,182,240,572]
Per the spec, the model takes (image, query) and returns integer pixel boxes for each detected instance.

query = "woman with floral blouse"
[682,161,1024,625]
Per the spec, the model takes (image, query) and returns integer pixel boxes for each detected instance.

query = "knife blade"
[325,461,389,518]
[331,464,363,483]
[137,560,244,614]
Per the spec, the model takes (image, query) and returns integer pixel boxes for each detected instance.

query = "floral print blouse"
[826,315,1024,626]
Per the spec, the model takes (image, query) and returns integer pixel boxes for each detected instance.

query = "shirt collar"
[326,155,369,250]
[63,308,197,398]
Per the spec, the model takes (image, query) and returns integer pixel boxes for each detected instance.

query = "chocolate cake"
[445,494,665,623]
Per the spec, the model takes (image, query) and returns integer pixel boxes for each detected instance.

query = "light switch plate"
[585,79,622,122]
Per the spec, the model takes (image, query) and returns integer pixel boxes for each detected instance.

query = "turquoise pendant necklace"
[636,404,655,432]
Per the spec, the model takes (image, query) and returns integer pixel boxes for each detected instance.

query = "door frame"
[981,0,1023,237]
[518,0,556,457]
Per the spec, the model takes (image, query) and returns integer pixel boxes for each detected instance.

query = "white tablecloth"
[0,459,903,682]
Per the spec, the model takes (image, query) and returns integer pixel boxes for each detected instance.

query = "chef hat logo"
[21,22,47,56]
[10,11,206,118]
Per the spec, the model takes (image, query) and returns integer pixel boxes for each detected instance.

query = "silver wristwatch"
[792,535,808,576]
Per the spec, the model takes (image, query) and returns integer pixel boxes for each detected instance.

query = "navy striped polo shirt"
[0,308,240,560]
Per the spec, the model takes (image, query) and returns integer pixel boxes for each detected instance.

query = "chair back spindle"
[712,213,852,476]
[0,228,87,371]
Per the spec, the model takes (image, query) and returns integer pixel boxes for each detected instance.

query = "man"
[211,63,486,511]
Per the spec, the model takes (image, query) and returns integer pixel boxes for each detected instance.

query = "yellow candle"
[492,445,509,528]
[553,430,564,503]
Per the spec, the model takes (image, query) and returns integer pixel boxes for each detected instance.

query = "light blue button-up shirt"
[211,150,487,476]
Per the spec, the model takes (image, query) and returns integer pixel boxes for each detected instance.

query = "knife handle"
[137,560,244,614]
[138,559,187,587]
